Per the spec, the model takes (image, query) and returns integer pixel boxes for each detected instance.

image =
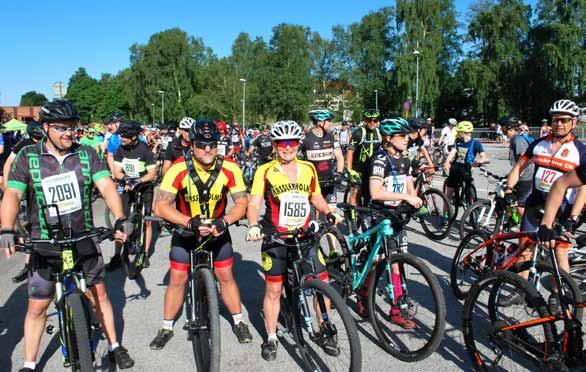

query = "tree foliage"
[19,91,48,106]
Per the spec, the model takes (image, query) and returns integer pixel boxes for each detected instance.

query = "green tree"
[65,68,101,123]
[19,91,48,106]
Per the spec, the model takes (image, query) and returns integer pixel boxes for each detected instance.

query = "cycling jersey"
[348,126,382,172]
[299,129,340,184]
[370,150,412,207]
[79,136,101,151]
[453,138,483,166]
[252,134,273,161]
[114,142,156,179]
[250,159,321,234]
[217,135,232,157]
[107,133,146,155]
[164,137,189,164]
[230,128,242,151]
[8,139,110,239]
[159,156,246,219]
[406,137,424,165]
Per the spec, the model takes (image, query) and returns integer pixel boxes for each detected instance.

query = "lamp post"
[413,49,420,118]
[239,79,247,133]
[374,89,379,112]
[158,90,165,125]
[150,103,155,125]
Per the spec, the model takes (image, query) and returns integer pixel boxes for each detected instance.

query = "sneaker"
[233,322,253,344]
[355,296,368,318]
[108,346,135,369]
[105,255,122,271]
[316,324,340,356]
[548,294,561,314]
[389,314,416,329]
[149,328,174,350]
[497,292,525,307]
[261,339,278,361]
[12,264,29,283]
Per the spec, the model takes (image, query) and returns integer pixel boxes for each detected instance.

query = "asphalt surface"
[0,144,556,372]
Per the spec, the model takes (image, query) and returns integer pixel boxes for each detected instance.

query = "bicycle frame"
[185,235,214,332]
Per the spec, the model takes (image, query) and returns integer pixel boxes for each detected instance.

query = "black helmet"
[499,116,518,127]
[26,121,44,139]
[118,120,143,138]
[408,117,426,131]
[39,99,80,124]
[105,112,125,124]
[189,120,219,142]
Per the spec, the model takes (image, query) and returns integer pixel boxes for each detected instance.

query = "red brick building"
[0,106,41,122]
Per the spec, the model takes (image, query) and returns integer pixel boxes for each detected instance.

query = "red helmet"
[216,121,227,132]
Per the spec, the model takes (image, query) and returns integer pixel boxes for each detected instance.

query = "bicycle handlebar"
[14,227,115,254]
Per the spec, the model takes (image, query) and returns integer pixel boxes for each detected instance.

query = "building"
[0,106,41,122]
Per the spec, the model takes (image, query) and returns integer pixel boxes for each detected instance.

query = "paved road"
[0,144,520,372]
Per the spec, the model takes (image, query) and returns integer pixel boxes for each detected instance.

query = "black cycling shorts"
[121,185,154,217]
[169,232,234,271]
[445,165,472,188]
[260,239,328,283]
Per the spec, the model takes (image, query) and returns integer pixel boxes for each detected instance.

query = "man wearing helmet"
[246,120,343,361]
[247,125,273,164]
[229,122,244,158]
[443,121,488,212]
[103,112,125,172]
[150,120,253,349]
[0,99,135,371]
[106,120,157,271]
[438,118,457,153]
[507,100,586,291]
[79,127,101,152]
[162,117,193,173]
[347,109,382,206]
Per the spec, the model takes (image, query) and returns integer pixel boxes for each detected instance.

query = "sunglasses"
[552,117,573,124]
[194,140,218,149]
[50,125,76,133]
[364,118,379,123]
[276,139,299,148]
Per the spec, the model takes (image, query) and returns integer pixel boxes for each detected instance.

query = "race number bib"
[278,192,310,229]
[217,144,227,156]
[231,134,240,144]
[535,167,563,192]
[384,174,407,207]
[41,171,82,216]
[122,158,141,178]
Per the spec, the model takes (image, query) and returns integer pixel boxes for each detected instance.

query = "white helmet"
[179,117,194,129]
[549,99,580,117]
[270,120,303,141]
[448,118,457,126]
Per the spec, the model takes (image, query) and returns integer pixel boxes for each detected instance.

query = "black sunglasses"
[194,140,218,149]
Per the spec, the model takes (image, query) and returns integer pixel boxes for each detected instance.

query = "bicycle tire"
[316,226,352,295]
[191,268,221,372]
[450,229,490,300]
[121,210,143,280]
[463,270,554,371]
[296,279,362,372]
[66,291,94,372]
[419,188,453,240]
[459,199,499,239]
[368,252,446,362]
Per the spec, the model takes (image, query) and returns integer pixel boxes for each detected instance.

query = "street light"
[158,90,165,125]
[413,49,420,118]
[374,89,379,112]
[239,78,246,133]
[150,103,155,125]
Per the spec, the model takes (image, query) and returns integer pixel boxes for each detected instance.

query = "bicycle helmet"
[117,120,143,138]
[179,117,194,129]
[363,109,380,119]
[448,118,457,126]
[39,99,80,123]
[269,121,303,141]
[499,116,518,127]
[379,117,410,136]
[408,117,426,131]
[455,121,474,133]
[189,120,219,142]
[549,99,580,117]
[216,121,227,132]
[26,121,45,139]
[309,109,334,123]
[105,112,125,124]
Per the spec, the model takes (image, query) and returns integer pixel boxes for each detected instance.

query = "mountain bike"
[269,222,362,372]
[322,202,446,362]
[443,163,486,221]
[15,205,114,372]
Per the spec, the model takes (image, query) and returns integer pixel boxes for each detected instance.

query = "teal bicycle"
[321,202,446,362]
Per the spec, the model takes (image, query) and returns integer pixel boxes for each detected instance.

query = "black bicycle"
[269,222,362,372]
[15,205,114,372]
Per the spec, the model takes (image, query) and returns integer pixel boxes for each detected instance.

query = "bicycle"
[569,237,586,296]
[149,217,221,372]
[15,205,114,372]
[443,162,485,220]
[268,222,362,372]
[462,235,586,371]
[322,202,446,362]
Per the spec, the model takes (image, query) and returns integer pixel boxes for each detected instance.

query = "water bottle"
[507,205,521,226]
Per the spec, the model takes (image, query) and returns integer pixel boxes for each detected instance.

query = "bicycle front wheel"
[418,188,453,240]
[66,291,94,372]
[463,270,554,371]
[296,279,362,372]
[450,229,490,300]
[459,199,499,239]
[191,268,220,372]
[368,252,446,362]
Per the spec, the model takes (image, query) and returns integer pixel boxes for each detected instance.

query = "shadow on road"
[0,283,27,372]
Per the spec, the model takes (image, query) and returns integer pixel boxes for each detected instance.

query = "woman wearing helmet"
[443,120,488,212]
[406,117,435,171]
[246,120,343,361]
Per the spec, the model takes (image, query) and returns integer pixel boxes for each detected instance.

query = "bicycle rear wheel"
[66,291,94,372]
[191,268,220,372]
[368,252,446,362]
[418,188,453,240]
[459,199,499,239]
[450,230,490,300]
[316,226,352,296]
[463,270,554,371]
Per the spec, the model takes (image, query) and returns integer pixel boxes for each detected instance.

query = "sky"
[0,0,537,106]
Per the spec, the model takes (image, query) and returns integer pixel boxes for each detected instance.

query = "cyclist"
[216,121,232,158]
[507,99,586,283]
[443,120,488,210]
[338,121,351,153]
[229,122,244,158]
[0,99,134,371]
[246,120,342,361]
[437,118,456,153]
[346,109,382,207]
[162,117,192,173]
[150,119,253,349]
[79,127,102,153]
[300,109,344,210]
[106,120,157,270]
[247,125,273,164]
[406,117,435,170]
[103,112,125,171]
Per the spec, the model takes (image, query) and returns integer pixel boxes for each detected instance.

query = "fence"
[437,126,586,143]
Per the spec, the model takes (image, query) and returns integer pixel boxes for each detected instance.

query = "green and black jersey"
[7,139,110,239]
[114,142,156,179]
[348,126,382,173]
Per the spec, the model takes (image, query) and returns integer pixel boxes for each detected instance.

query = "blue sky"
[0,0,537,106]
